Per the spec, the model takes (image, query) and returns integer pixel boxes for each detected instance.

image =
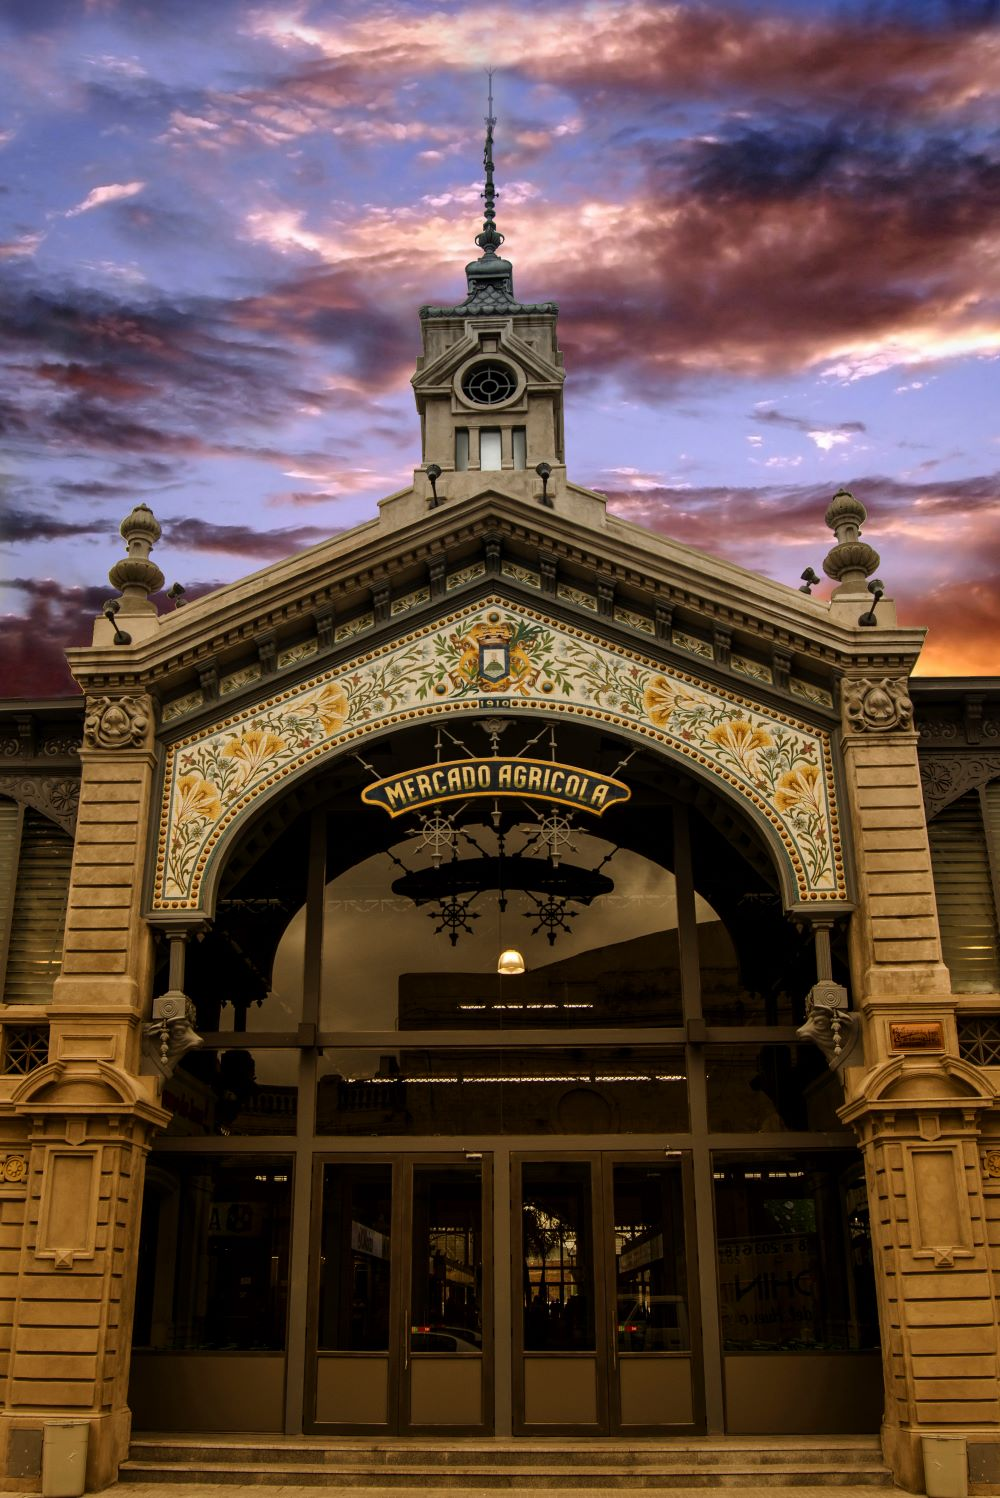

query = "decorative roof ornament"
[108,503,164,608]
[420,73,557,320]
[475,69,504,261]
[822,487,880,595]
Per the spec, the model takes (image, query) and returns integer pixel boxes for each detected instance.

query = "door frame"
[512,1148,704,1436]
[304,1150,494,1436]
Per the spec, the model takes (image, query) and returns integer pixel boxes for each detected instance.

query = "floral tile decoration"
[153,598,844,912]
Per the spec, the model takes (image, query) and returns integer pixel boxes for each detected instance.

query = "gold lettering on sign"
[889,1022,944,1051]
[361,758,631,818]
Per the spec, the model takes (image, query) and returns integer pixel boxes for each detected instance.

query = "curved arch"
[151,596,846,920]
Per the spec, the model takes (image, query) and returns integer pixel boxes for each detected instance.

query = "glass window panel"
[713,1153,879,1351]
[319,1163,393,1351]
[410,1165,483,1353]
[316,1047,687,1135]
[132,1155,291,1350]
[699,899,817,1026]
[189,899,304,1034]
[455,428,469,471]
[521,1161,595,1351]
[706,1045,845,1132]
[162,1047,298,1137]
[614,1163,689,1352]
[311,828,686,1033]
[479,428,501,470]
[512,427,527,469]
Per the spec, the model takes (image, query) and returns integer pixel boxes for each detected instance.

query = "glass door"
[514,1152,699,1434]
[607,1157,700,1431]
[308,1154,491,1433]
[404,1160,492,1432]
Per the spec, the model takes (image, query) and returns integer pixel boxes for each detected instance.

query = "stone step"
[127,1438,885,1470]
[119,1458,893,1489]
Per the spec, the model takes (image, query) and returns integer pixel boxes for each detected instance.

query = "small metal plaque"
[889,1021,944,1051]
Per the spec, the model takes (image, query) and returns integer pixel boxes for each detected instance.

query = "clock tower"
[410,90,567,512]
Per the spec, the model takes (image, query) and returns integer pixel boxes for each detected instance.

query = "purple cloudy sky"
[1,0,999,694]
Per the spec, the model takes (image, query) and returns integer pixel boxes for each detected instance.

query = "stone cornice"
[69,494,927,692]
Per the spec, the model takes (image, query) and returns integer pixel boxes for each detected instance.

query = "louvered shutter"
[0,800,22,991]
[3,810,73,1005]
[928,788,1000,993]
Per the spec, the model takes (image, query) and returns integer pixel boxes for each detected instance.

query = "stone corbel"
[141,992,203,1079]
[797,979,863,1073]
[141,926,205,1079]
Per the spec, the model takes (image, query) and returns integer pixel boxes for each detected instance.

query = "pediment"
[414,324,562,390]
[151,590,847,920]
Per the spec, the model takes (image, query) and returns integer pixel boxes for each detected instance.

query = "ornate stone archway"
[152,596,847,921]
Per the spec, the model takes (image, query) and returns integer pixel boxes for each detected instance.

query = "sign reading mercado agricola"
[361,757,631,818]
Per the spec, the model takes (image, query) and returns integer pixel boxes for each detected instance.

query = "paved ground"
[15,1482,908,1498]
[48,1488,899,1498]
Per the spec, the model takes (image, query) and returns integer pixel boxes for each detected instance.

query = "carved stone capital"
[83,693,153,751]
[843,676,913,735]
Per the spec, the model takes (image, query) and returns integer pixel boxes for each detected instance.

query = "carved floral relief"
[154,599,845,911]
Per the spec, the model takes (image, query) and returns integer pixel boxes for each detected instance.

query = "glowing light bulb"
[497,948,525,976]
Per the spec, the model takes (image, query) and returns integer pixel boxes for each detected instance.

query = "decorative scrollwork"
[843,676,913,734]
[0,775,80,833]
[83,694,152,750]
[921,753,1000,818]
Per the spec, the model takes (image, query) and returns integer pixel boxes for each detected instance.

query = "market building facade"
[1,122,1000,1494]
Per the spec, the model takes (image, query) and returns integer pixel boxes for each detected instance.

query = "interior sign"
[361,757,631,818]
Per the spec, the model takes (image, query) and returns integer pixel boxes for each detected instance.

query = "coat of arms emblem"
[447,616,541,696]
[478,628,511,685]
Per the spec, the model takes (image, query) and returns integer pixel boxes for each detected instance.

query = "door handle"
[404,1312,409,1371]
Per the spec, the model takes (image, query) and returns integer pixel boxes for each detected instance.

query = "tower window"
[512,427,527,470]
[462,361,516,405]
[455,429,469,471]
[479,429,502,470]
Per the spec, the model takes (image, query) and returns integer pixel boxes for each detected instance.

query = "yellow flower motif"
[774,762,824,816]
[708,718,773,763]
[304,681,350,735]
[174,771,222,825]
[643,675,682,727]
[222,727,285,781]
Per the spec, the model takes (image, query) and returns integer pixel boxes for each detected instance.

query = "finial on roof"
[108,502,164,609]
[822,487,880,595]
[475,69,504,260]
[419,73,557,319]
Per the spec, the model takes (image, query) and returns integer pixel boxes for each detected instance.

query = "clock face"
[461,361,517,405]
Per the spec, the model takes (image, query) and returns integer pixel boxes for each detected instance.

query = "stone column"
[837,671,1000,1490]
[0,692,168,1491]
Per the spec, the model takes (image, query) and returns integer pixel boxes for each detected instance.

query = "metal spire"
[475,69,504,259]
